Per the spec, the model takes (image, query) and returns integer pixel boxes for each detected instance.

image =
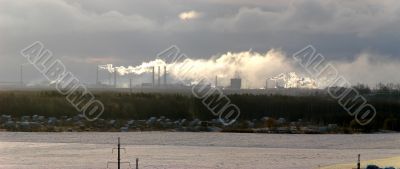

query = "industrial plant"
[0,63,325,97]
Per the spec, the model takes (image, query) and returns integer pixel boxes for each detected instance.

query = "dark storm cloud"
[1,0,400,83]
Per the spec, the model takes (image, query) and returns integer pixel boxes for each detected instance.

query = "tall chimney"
[114,68,117,88]
[109,72,112,86]
[163,66,167,86]
[129,78,132,93]
[20,64,23,87]
[152,66,155,88]
[215,76,218,88]
[157,66,161,87]
[96,65,99,85]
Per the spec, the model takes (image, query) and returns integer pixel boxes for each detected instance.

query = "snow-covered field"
[0,132,399,169]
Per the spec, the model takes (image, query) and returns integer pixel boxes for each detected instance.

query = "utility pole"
[107,137,133,169]
[118,137,120,169]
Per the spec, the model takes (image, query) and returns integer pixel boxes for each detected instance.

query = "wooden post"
[357,154,360,169]
[136,158,139,169]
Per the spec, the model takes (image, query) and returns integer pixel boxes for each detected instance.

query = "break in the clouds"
[179,10,201,21]
[1,0,400,85]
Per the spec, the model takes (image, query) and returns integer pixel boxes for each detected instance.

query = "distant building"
[265,79,277,89]
[230,78,241,89]
[141,83,153,88]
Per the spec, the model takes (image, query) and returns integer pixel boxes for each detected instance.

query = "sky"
[1,0,400,87]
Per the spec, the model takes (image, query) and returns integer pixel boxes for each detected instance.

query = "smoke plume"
[99,49,307,88]
[99,49,400,89]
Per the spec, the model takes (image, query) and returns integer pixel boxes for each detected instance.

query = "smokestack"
[215,76,218,88]
[152,66,155,88]
[129,78,132,93]
[163,66,167,86]
[96,65,99,85]
[157,66,161,87]
[109,72,112,86]
[114,68,117,88]
[20,64,23,87]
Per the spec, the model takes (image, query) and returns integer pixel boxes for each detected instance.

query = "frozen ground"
[0,132,400,169]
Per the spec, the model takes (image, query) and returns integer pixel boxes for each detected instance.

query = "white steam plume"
[100,49,299,88]
[270,72,317,89]
[333,52,400,86]
[99,49,400,89]
[99,59,166,76]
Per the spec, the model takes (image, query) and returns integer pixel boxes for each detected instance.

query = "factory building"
[230,78,242,89]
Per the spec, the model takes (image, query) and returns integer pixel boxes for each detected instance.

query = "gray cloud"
[1,0,400,85]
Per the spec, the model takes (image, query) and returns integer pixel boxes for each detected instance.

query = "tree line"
[0,87,399,131]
